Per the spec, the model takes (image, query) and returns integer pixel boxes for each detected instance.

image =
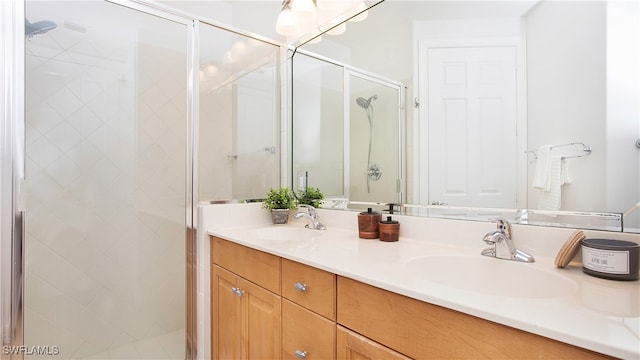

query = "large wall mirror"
[292,0,639,233]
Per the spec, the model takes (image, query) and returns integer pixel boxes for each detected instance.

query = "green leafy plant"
[262,187,297,210]
[296,186,324,208]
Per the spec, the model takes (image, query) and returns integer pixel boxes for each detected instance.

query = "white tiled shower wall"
[25,26,185,359]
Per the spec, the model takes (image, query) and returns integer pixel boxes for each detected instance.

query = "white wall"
[525,1,607,212]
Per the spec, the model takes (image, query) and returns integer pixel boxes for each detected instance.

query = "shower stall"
[1,1,282,359]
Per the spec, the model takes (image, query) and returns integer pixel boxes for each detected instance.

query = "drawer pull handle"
[293,282,307,292]
[294,350,307,359]
[231,287,244,297]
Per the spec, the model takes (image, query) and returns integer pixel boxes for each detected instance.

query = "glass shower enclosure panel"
[292,53,345,197]
[24,1,188,358]
[198,23,281,202]
[348,73,403,205]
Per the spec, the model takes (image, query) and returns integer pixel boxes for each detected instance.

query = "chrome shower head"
[26,19,57,37]
[356,94,378,109]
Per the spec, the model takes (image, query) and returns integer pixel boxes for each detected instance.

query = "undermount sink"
[405,255,577,298]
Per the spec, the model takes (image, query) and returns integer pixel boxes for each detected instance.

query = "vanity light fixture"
[275,0,369,37]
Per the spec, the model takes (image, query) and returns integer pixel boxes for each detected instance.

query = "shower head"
[356,94,378,109]
[26,19,57,37]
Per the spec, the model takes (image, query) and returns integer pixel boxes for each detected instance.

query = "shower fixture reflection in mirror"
[355,93,382,192]
[292,51,404,206]
[292,0,639,232]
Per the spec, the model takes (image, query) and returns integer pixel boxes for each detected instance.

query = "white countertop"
[208,220,640,359]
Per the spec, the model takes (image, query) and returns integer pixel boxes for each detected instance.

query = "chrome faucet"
[294,204,327,230]
[481,218,534,263]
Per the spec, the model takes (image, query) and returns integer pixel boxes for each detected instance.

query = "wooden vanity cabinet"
[337,276,612,360]
[211,235,613,360]
[281,258,337,359]
[211,237,282,360]
[337,326,411,360]
[282,299,336,360]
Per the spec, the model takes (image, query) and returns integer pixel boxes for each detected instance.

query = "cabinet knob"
[294,350,307,359]
[293,282,307,292]
[230,287,244,297]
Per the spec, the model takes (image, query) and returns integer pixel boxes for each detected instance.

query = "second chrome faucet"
[481,218,534,263]
[294,204,327,231]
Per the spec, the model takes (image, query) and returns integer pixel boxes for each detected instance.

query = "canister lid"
[582,238,639,249]
[380,216,399,224]
[360,207,380,216]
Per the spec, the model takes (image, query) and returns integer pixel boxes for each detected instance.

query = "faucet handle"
[489,218,511,232]
[489,218,511,237]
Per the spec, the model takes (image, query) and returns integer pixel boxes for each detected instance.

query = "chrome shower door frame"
[1,0,26,358]
[2,0,199,358]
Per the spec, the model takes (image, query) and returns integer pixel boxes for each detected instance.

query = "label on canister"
[582,246,630,274]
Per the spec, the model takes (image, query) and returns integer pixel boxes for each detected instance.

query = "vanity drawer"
[210,236,281,294]
[282,258,336,320]
[282,299,335,360]
[337,276,612,359]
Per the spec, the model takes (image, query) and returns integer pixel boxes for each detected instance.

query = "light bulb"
[291,0,315,15]
[205,64,218,76]
[292,0,318,32]
[276,8,300,36]
[316,0,340,10]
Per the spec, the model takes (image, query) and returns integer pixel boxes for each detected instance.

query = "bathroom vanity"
[204,205,639,359]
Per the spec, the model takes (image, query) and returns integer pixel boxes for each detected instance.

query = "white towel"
[561,159,572,184]
[538,156,566,210]
[532,145,552,190]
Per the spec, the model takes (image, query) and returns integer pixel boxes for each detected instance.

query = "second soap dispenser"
[379,216,400,242]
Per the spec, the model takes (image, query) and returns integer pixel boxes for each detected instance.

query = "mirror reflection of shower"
[356,94,382,193]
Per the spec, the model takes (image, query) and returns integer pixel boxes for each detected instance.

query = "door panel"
[24,1,188,358]
[427,46,517,208]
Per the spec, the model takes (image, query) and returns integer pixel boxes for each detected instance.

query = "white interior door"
[426,46,518,208]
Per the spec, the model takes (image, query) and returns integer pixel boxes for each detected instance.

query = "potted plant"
[262,187,297,224]
[296,186,324,208]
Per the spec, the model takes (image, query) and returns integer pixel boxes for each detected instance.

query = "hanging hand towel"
[538,156,563,210]
[561,158,572,184]
[532,144,552,190]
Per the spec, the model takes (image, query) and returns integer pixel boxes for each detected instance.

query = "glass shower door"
[24,1,188,358]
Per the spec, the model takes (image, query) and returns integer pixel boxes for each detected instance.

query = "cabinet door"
[240,277,282,360]
[282,300,335,360]
[337,326,410,360]
[212,265,242,359]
